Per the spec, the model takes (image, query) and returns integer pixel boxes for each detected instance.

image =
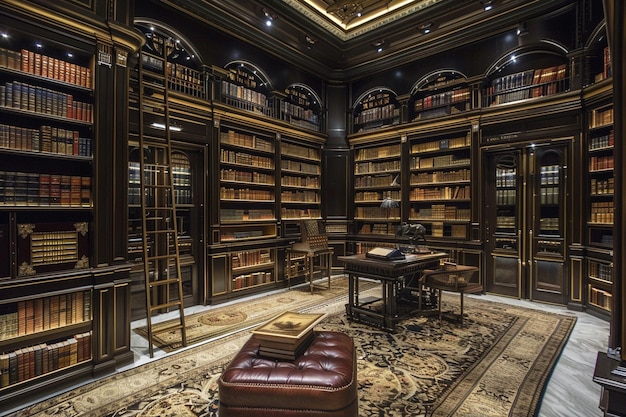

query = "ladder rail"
[137,53,187,358]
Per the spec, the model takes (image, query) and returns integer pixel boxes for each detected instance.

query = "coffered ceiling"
[156,0,572,80]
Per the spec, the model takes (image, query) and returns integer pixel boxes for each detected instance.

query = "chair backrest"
[299,219,329,249]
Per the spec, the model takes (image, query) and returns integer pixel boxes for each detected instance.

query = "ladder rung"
[146,229,176,234]
[149,301,184,311]
[147,278,181,286]
[151,323,185,334]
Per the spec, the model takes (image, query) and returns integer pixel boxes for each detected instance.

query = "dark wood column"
[602,0,625,359]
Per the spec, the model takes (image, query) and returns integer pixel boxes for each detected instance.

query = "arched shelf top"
[285,83,323,111]
[224,60,273,94]
[410,69,469,95]
[484,41,569,81]
[134,18,204,71]
[586,21,607,50]
[353,87,399,109]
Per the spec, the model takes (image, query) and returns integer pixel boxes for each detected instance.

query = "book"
[252,311,326,344]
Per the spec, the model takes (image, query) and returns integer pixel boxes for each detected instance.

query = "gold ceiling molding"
[282,0,445,40]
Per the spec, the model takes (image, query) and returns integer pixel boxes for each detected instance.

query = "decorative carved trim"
[18,224,35,239]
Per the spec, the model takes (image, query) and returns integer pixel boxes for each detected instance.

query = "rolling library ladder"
[137,50,187,357]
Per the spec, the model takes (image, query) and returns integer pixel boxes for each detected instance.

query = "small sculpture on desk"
[396,223,429,254]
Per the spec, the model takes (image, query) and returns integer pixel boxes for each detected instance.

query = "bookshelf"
[0,15,134,399]
[352,88,400,133]
[408,132,472,240]
[218,125,277,242]
[482,63,568,107]
[410,71,472,121]
[280,138,322,236]
[353,141,401,237]
[219,61,274,118]
[587,103,614,249]
[282,84,322,132]
[586,102,614,316]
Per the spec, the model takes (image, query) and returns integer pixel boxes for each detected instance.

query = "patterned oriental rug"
[10,282,577,417]
[134,275,379,352]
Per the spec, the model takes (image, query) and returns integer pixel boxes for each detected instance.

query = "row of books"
[589,130,614,150]
[590,107,614,128]
[220,130,274,153]
[488,64,567,94]
[590,201,614,224]
[355,144,401,161]
[221,81,267,107]
[429,223,467,238]
[231,249,272,269]
[220,149,274,169]
[590,177,614,195]
[486,79,566,106]
[411,136,470,153]
[219,209,274,222]
[354,103,400,125]
[220,169,274,185]
[495,168,516,187]
[411,155,470,169]
[280,208,321,219]
[539,165,560,185]
[354,173,397,188]
[355,159,401,174]
[588,261,613,283]
[281,175,320,188]
[281,142,320,160]
[411,169,471,185]
[589,155,614,171]
[539,186,560,205]
[281,190,320,202]
[280,160,319,174]
[354,206,400,219]
[0,332,91,388]
[0,124,91,156]
[588,287,611,311]
[539,218,560,232]
[0,48,92,89]
[281,102,319,124]
[232,271,272,289]
[0,81,93,122]
[355,190,401,202]
[496,189,517,206]
[410,205,471,221]
[220,187,273,201]
[221,229,267,241]
[413,87,470,110]
[0,171,90,207]
[410,185,470,200]
[0,291,91,341]
[253,312,325,360]
[227,67,259,89]
[360,92,392,109]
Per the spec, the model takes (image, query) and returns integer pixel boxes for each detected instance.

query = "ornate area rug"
[10,291,577,417]
[134,275,378,352]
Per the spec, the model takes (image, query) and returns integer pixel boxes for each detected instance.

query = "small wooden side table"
[422,265,481,325]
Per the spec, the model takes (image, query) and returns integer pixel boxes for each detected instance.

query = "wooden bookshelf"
[482,63,568,107]
[353,141,401,236]
[410,71,471,121]
[282,84,322,132]
[352,89,400,133]
[409,132,471,240]
[280,139,322,235]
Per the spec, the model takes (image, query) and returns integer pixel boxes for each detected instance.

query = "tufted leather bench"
[218,331,358,417]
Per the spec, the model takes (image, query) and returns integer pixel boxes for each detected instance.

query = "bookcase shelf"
[410,71,471,122]
[408,132,472,240]
[352,88,400,133]
[353,141,401,236]
[280,139,322,226]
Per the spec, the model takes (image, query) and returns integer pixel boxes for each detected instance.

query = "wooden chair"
[286,220,334,293]
[421,263,482,325]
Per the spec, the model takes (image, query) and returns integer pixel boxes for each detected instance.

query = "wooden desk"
[422,265,481,325]
[593,351,626,417]
[338,252,447,331]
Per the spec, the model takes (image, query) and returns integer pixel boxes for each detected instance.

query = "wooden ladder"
[138,49,187,358]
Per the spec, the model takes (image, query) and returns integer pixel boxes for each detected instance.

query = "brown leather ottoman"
[218,331,358,417]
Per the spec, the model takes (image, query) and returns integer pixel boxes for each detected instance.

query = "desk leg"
[307,255,314,293]
[326,253,332,290]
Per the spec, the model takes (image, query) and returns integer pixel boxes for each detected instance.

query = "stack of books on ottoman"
[252,311,326,360]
